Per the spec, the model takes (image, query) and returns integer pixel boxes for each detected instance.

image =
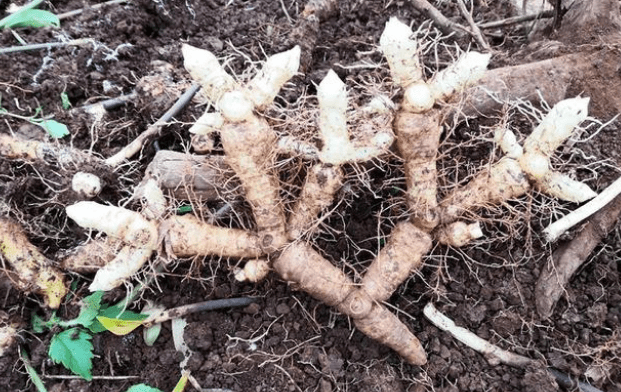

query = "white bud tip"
[318,70,346,103]
[403,83,434,113]
[380,17,414,47]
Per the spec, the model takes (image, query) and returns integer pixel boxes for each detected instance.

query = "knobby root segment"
[438,157,531,224]
[164,215,265,259]
[362,222,432,302]
[59,238,118,273]
[287,164,343,240]
[0,218,67,308]
[219,118,287,250]
[535,193,621,318]
[395,110,442,226]
[274,242,427,365]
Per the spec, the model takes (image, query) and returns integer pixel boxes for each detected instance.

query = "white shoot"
[88,246,153,291]
[218,90,254,122]
[182,44,238,103]
[189,112,224,135]
[494,128,523,158]
[379,17,423,87]
[403,82,434,113]
[317,70,350,165]
[135,178,167,220]
[538,171,597,203]
[66,202,159,249]
[543,174,621,242]
[430,51,491,100]
[234,259,270,282]
[523,97,589,156]
[435,221,483,247]
[247,45,301,109]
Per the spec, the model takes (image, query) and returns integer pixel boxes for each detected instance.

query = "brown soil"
[1,1,621,391]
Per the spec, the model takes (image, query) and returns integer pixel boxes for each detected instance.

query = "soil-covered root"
[163,214,265,259]
[274,242,427,365]
[535,193,621,318]
[183,45,301,250]
[0,133,94,166]
[59,238,118,272]
[437,157,531,224]
[394,110,443,227]
[380,18,490,229]
[287,164,343,240]
[0,218,67,308]
[218,117,288,250]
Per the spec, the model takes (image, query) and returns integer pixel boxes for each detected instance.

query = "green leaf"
[60,92,71,110]
[35,119,69,138]
[125,384,163,392]
[0,9,59,29]
[31,314,48,333]
[177,205,192,214]
[89,304,148,333]
[60,291,104,328]
[48,328,93,381]
[31,312,61,332]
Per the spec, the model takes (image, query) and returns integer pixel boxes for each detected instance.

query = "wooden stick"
[142,297,257,327]
[478,10,554,30]
[536,193,621,318]
[0,38,93,55]
[57,0,129,20]
[455,0,491,52]
[408,0,467,37]
[543,175,621,242]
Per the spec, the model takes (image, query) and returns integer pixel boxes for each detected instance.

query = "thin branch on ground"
[142,297,257,327]
[479,10,554,29]
[423,302,605,392]
[455,0,491,52]
[0,39,93,55]
[57,0,129,20]
[408,0,467,37]
[423,302,533,367]
[104,83,201,166]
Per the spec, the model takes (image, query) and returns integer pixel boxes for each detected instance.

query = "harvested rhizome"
[1,0,621,391]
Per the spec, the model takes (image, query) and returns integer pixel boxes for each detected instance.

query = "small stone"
[276,302,291,315]
[319,378,332,392]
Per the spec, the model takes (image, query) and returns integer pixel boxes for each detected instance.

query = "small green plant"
[0,0,59,30]
[126,385,164,392]
[0,99,69,138]
[60,92,71,110]
[32,291,148,380]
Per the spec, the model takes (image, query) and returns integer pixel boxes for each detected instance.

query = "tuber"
[0,218,67,308]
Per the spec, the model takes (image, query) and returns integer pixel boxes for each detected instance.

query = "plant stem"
[0,38,93,55]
